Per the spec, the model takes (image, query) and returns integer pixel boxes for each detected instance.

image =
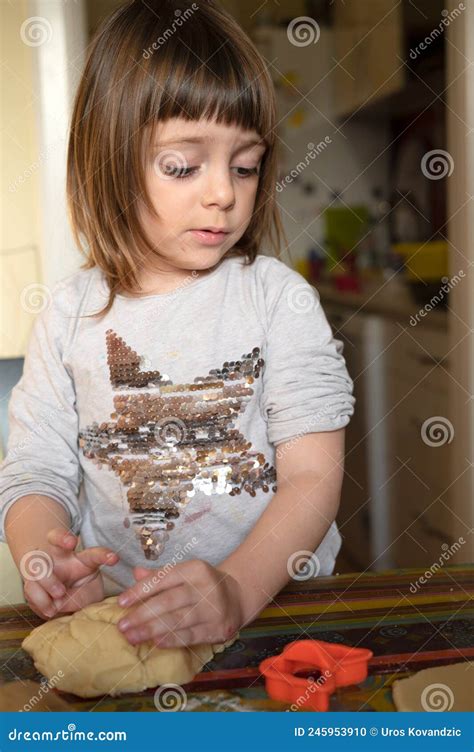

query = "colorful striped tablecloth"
[1,565,472,711]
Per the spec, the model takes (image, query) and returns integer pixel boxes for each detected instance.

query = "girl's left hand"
[116,559,244,648]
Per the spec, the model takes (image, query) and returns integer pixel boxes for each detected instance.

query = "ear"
[133,566,152,581]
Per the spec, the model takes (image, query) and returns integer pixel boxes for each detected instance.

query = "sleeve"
[0,298,82,542]
[261,261,355,447]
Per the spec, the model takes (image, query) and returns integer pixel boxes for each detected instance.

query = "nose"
[200,166,235,210]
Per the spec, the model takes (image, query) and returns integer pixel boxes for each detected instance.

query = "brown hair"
[67,0,287,318]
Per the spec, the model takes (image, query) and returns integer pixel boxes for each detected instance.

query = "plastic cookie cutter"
[259,639,373,711]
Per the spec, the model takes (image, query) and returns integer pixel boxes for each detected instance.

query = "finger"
[35,572,67,601]
[52,571,104,614]
[118,584,194,631]
[118,568,167,606]
[26,597,55,620]
[20,548,67,600]
[76,547,119,570]
[24,580,56,619]
[52,586,94,614]
[121,605,201,645]
[154,624,218,649]
[133,566,152,581]
[118,562,192,606]
[46,529,77,550]
[71,570,101,589]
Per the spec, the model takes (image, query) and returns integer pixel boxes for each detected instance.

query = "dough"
[392,661,474,712]
[22,595,237,698]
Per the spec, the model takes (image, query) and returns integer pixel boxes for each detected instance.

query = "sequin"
[79,330,277,560]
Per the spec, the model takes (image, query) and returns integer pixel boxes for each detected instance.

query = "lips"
[189,228,230,246]
[195,227,230,233]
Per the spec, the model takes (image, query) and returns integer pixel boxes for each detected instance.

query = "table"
[1,565,472,711]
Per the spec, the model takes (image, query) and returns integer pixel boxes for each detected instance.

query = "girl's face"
[138,117,267,286]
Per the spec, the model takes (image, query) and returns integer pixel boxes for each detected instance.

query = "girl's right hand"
[22,528,119,620]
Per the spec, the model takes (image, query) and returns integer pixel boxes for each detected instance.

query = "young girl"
[0,0,354,650]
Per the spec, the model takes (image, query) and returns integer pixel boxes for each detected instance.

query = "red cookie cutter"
[259,639,373,711]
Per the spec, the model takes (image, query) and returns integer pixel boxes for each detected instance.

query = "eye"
[169,165,260,180]
[232,166,260,178]
[162,165,197,179]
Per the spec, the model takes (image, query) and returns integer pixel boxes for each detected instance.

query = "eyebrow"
[153,136,267,151]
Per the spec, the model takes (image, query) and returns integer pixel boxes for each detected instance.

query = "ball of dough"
[22,595,237,698]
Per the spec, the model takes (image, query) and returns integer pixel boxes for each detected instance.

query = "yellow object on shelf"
[295,258,311,280]
[393,241,448,282]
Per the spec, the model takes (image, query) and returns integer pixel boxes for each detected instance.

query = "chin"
[184,248,228,269]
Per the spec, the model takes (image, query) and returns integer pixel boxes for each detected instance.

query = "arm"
[4,494,118,618]
[217,429,345,625]
[0,289,83,548]
[116,429,345,648]
[4,494,71,569]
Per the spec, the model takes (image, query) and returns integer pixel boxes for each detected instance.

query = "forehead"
[151,117,267,150]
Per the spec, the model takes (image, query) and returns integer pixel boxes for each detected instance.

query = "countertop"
[0,564,472,712]
[313,275,448,329]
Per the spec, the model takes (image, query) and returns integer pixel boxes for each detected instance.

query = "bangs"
[127,2,277,159]
[142,29,274,145]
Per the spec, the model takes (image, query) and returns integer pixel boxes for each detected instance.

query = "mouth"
[198,226,230,234]
[189,228,230,245]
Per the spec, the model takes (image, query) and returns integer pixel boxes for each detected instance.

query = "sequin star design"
[79,330,277,560]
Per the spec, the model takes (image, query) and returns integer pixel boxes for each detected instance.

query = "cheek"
[238,182,259,213]
[147,175,194,212]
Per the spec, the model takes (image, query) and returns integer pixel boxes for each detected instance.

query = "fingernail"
[118,596,130,606]
[118,619,130,631]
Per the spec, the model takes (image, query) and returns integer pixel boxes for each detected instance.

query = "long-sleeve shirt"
[0,254,355,592]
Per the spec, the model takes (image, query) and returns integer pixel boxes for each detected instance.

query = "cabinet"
[324,304,372,571]
[324,300,451,571]
[382,319,453,568]
[333,1,405,118]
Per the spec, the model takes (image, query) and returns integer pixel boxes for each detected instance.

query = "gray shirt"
[0,255,355,591]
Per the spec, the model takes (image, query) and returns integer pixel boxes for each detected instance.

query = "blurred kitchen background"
[1,0,473,602]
